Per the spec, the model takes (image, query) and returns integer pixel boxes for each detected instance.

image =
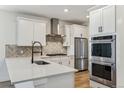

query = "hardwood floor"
[75,70,90,88]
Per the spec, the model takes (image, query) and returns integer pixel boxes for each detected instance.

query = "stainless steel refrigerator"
[74,37,88,70]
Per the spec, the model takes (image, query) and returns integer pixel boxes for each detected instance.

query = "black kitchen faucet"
[31,41,42,64]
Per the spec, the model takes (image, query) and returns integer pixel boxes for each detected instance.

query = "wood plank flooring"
[75,70,90,88]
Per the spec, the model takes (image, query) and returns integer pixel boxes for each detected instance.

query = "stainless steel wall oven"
[91,61,116,87]
[91,35,116,63]
[90,35,116,87]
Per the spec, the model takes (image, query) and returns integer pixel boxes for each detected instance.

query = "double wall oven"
[90,35,116,87]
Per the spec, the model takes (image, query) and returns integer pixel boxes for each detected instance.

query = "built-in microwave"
[90,61,116,87]
[91,35,116,63]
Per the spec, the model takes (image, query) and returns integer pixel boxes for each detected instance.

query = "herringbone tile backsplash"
[5,41,67,58]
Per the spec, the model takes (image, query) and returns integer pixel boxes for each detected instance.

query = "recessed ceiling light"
[86,15,89,18]
[64,9,69,12]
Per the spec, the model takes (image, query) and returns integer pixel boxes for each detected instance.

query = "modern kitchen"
[0,5,124,88]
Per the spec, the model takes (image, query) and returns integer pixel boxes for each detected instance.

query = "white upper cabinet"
[63,25,71,46]
[65,24,88,56]
[63,24,88,47]
[17,19,34,46]
[17,17,47,46]
[72,25,88,38]
[89,6,115,36]
[34,22,46,46]
[102,6,115,34]
[90,9,101,36]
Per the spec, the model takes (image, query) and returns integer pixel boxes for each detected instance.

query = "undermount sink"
[34,61,50,65]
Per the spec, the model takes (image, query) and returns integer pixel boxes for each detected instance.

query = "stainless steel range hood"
[47,18,61,37]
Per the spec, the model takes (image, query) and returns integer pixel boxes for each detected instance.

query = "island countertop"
[5,57,76,84]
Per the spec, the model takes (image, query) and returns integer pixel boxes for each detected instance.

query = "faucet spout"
[31,41,43,64]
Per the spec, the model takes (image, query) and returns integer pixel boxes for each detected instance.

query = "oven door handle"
[91,61,115,66]
[90,39,115,43]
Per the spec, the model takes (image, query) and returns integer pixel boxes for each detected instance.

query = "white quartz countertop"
[5,57,76,84]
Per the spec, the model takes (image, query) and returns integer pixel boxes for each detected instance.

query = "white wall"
[0,11,16,58]
[0,59,10,82]
[116,6,124,87]
[0,11,17,82]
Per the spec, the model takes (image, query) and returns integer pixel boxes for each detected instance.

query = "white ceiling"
[0,5,94,24]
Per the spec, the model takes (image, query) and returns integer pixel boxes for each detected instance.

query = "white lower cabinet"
[43,56,74,68]
[14,73,74,88]
[68,56,74,68]
[46,73,74,88]
[60,56,69,66]
[15,81,34,88]
[34,73,74,88]
[60,56,74,68]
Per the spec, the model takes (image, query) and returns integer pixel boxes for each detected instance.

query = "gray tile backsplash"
[5,41,67,58]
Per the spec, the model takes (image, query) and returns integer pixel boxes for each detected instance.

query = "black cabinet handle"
[98,26,100,32]
[101,26,103,32]
[98,26,103,32]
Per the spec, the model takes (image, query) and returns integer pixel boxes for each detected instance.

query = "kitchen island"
[5,57,76,88]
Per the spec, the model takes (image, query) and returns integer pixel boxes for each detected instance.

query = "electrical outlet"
[20,50,24,54]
